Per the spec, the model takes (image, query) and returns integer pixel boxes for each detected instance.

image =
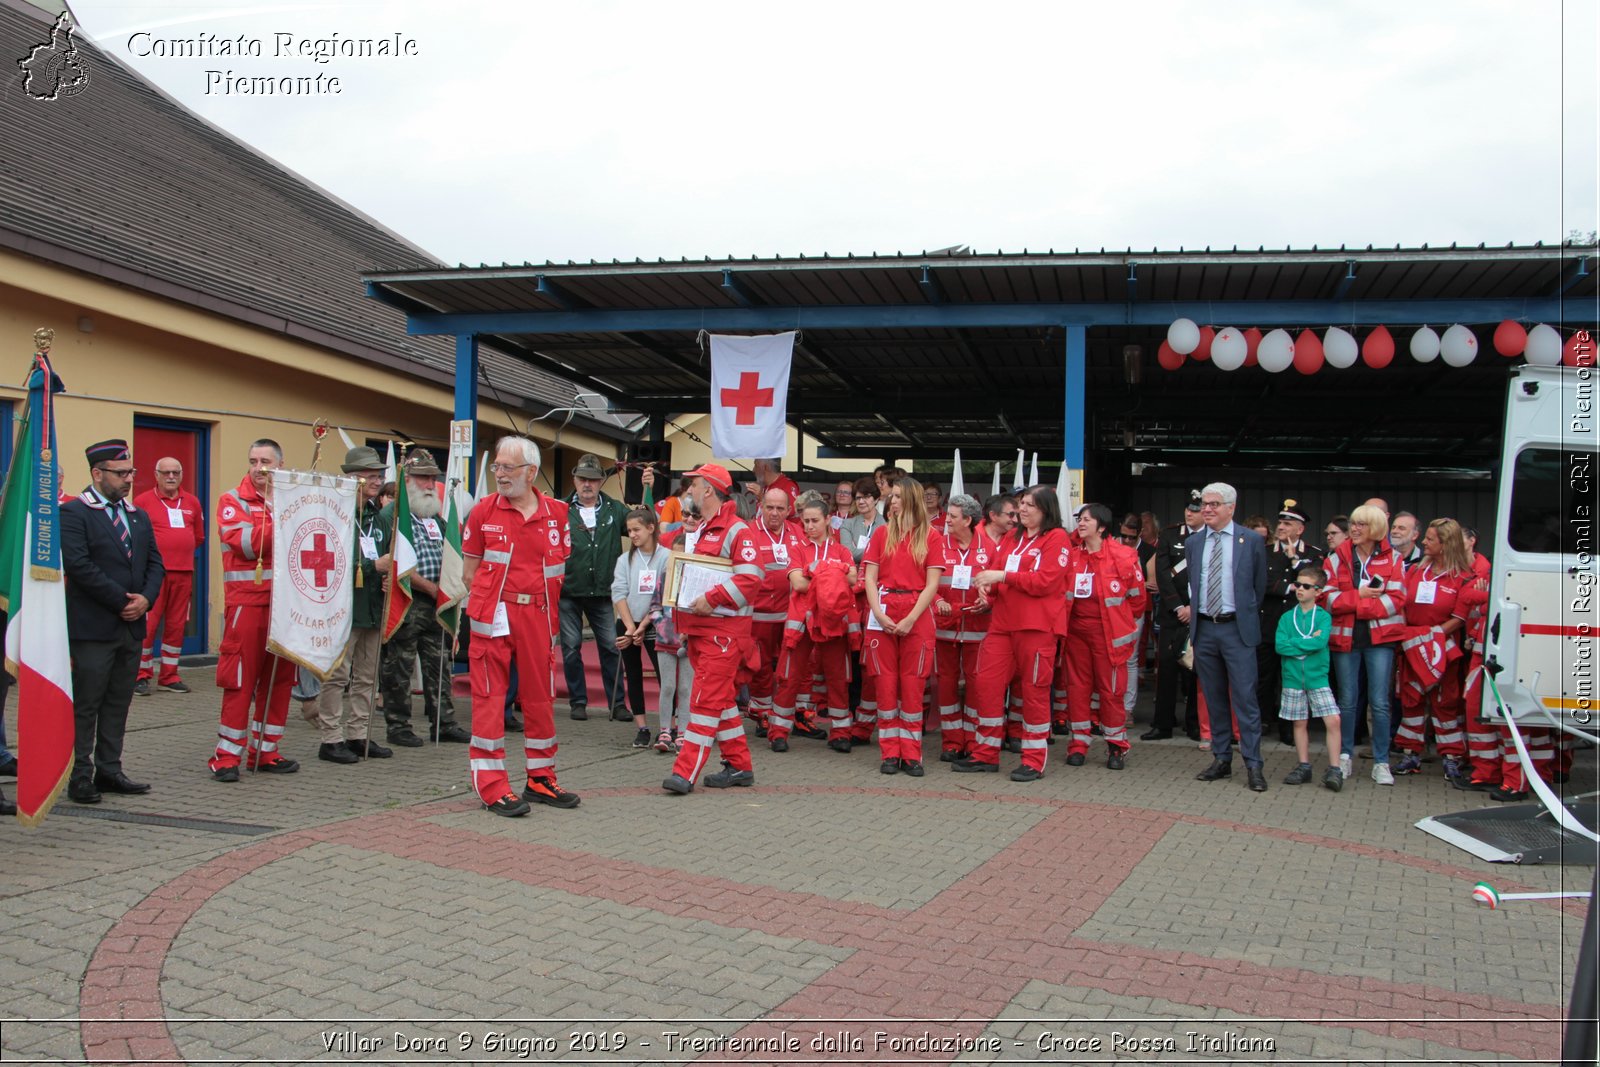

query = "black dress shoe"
[94,772,151,795]
[318,742,359,765]
[68,778,101,804]
[349,738,392,759]
[433,723,471,743]
[569,704,589,721]
[0,793,15,816]
[1196,758,1233,781]
[1246,767,1268,793]
[1140,728,1173,741]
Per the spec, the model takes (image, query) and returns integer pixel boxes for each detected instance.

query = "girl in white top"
[611,508,671,749]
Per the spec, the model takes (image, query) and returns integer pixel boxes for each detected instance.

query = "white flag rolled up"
[708,331,795,459]
[267,470,359,680]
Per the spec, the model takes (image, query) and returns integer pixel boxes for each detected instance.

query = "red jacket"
[934,528,998,642]
[677,498,761,638]
[217,476,273,607]
[750,518,804,622]
[1323,539,1408,651]
[986,526,1070,636]
[461,489,569,636]
[133,488,205,573]
[1061,537,1146,665]
[784,537,856,646]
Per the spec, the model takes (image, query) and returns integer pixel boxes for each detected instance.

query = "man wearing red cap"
[461,435,575,817]
[208,439,299,781]
[662,462,764,794]
[132,457,204,696]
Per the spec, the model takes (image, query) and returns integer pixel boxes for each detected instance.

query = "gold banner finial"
[33,328,54,354]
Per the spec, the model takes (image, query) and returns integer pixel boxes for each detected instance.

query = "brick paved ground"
[0,674,1592,1066]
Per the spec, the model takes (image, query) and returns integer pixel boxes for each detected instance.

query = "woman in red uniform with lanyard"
[957,485,1070,781]
[863,477,945,776]
[1061,502,1146,770]
[774,491,859,751]
[1391,518,1471,779]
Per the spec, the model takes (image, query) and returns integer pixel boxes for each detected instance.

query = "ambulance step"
[1417,799,1599,865]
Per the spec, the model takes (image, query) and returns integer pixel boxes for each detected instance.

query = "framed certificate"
[665,550,736,613]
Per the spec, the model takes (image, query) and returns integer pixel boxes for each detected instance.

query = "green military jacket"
[561,491,629,598]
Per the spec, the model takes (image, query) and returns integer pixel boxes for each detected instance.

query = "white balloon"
[1525,323,1563,366]
[1323,326,1359,369]
[1167,317,1200,356]
[1440,323,1478,367]
[1410,326,1441,362]
[1258,328,1295,372]
[1210,327,1247,370]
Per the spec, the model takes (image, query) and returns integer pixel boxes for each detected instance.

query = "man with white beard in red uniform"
[461,436,575,817]
[662,463,764,795]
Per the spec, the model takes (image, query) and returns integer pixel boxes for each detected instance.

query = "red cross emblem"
[300,533,336,589]
[720,371,774,426]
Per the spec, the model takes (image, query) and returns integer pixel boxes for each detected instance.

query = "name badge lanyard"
[1009,533,1039,568]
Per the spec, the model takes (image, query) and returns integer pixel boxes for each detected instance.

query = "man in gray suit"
[1181,481,1269,792]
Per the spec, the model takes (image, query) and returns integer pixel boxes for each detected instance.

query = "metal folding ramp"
[1417,793,1600,865]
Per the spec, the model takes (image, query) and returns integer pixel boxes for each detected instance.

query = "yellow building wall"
[0,252,617,651]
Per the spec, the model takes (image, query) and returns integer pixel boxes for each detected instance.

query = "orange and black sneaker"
[485,792,531,818]
[523,776,581,809]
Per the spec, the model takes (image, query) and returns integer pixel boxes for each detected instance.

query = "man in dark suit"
[61,439,165,804]
[1182,481,1269,792]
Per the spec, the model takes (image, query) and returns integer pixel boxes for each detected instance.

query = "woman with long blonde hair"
[1391,517,1471,780]
[863,476,945,776]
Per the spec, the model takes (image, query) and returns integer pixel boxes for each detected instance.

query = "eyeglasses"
[1200,501,1226,510]
[1294,582,1322,590]
[156,470,182,477]
[488,463,532,473]
[98,467,136,478]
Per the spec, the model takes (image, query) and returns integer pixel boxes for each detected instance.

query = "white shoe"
[1338,753,1353,779]
[1372,762,1394,786]
[1198,739,1211,751]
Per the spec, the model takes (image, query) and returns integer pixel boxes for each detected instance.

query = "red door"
[132,419,210,653]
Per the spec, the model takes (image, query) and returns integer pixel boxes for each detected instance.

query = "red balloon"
[1564,329,1596,367]
[1243,327,1262,367]
[1293,328,1324,375]
[1157,339,1184,370]
[1493,319,1527,357]
[1361,324,1395,368]
[1190,325,1216,361]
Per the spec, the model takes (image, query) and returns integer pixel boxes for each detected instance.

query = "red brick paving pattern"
[77,788,1569,1065]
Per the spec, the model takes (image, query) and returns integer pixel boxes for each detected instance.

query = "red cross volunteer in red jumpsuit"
[863,476,945,777]
[957,485,1070,782]
[774,492,858,751]
[1391,518,1472,780]
[662,464,764,795]
[932,494,996,762]
[209,439,299,780]
[134,458,205,693]
[1061,503,1146,770]
[747,486,804,738]
[461,436,575,817]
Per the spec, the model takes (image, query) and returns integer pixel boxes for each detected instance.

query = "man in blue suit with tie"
[1182,482,1270,792]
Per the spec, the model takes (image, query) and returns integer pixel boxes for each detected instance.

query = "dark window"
[1507,447,1598,555]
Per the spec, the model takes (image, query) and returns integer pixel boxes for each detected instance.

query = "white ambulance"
[1481,348,1600,735]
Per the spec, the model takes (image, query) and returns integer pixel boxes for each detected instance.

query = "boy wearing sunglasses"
[1275,561,1343,791]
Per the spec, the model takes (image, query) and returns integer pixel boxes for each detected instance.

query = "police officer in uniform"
[1143,491,1205,740]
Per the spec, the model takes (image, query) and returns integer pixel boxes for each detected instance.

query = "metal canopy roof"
[364,244,1596,470]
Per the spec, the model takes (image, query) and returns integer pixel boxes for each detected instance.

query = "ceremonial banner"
[0,340,74,825]
[266,470,358,679]
[708,331,794,459]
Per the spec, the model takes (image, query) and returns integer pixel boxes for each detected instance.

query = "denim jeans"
[1334,644,1395,764]
[558,595,622,709]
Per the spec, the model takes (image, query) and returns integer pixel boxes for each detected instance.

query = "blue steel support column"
[455,333,479,464]
[1063,325,1087,470]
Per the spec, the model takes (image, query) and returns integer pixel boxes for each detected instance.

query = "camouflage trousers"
[382,599,459,730]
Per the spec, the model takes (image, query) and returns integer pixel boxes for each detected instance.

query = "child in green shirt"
[1275,562,1343,791]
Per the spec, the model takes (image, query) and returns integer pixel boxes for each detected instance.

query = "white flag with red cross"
[266,470,358,679]
[708,331,794,459]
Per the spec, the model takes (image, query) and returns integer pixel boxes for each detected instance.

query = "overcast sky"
[66,0,1600,268]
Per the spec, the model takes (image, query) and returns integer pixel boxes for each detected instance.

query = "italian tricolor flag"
[0,350,75,825]
[381,473,469,643]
